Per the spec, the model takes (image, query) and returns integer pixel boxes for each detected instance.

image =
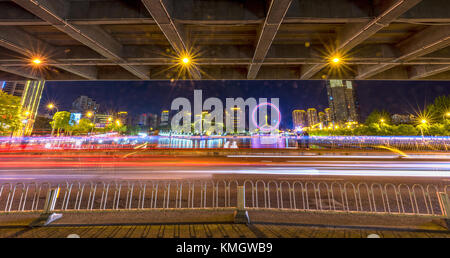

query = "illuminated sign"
[69,113,82,125]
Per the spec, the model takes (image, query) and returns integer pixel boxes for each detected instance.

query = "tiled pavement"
[0,224,448,238]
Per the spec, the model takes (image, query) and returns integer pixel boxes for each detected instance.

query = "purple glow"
[251,102,281,132]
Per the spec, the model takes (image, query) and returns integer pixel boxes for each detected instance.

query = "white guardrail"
[0,180,449,217]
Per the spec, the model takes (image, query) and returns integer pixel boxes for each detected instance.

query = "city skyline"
[38,80,450,129]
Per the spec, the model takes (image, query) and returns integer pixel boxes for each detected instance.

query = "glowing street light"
[379,118,385,123]
[32,58,42,65]
[332,57,340,64]
[182,57,190,65]
[115,119,121,126]
[86,111,93,118]
[421,119,427,125]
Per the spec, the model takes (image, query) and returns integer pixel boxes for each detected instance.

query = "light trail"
[0,165,448,179]
[228,155,402,159]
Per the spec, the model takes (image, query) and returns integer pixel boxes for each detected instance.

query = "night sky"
[40,80,450,129]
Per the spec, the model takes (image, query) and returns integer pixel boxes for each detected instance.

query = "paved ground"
[0,223,448,238]
[0,209,448,238]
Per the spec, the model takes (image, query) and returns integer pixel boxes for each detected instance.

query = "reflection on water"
[156,136,294,149]
[6,135,445,151]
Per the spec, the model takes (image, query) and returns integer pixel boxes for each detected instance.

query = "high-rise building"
[326,80,359,125]
[307,108,318,128]
[324,108,332,124]
[1,81,45,136]
[318,111,327,126]
[292,110,307,129]
[138,113,159,130]
[2,81,26,97]
[95,114,113,127]
[160,110,170,129]
[148,114,158,130]
[71,95,100,114]
[116,111,128,125]
[138,114,148,126]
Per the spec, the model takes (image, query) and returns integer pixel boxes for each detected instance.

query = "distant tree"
[0,91,22,136]
[426,95,450,122]
[50,111,71,136]
[103,122,127,135]
[127,125,142,135]
[394,124,418,136]
[72,118,94,135]
[365,109,392,125]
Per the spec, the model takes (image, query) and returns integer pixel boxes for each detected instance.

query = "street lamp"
[182,57,190,65]
[419,119,428,138]
[86,111,97,135]
[444,112,450,120]
[46,103,59,136]
[329,54,342,66]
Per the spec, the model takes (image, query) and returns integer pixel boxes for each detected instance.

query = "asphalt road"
[0,152,449,184]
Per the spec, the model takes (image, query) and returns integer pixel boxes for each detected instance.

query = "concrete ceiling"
[0,0,449,81]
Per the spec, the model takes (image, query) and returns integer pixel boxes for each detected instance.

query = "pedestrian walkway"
[1,223,448,238]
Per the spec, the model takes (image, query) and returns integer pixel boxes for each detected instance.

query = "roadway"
[0,152,449,184]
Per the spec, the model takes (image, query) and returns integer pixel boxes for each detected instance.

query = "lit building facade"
[138,113,159,130]
[71,95,100,114]
[326,80,360,125]
[2,81,45,136]
[116,111,128,125]
[95,114,113,127]
[292,109,307,129]
[318,111,327,126]
[307,108,318,128]
[324,108,332,124]
[160,110,170,129]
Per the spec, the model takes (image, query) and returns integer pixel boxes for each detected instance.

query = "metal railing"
[0,180,449,217]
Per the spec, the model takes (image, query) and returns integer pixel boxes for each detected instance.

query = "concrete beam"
[0,26,97,80]
[300,0,422,79]
[0,65,41,80]
[408,64,450,79]
[142,0,201,79]
[247,0,292,79]
[3,0,450,26]
[357,25,450,79]
[12,0,149,80]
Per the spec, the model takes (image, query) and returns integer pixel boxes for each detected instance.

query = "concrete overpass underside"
[0,0,450,81]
